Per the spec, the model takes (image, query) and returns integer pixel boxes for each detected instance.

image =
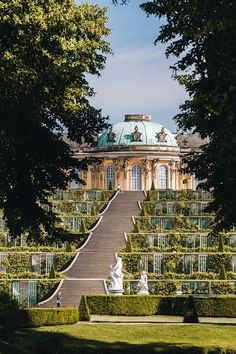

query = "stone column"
[114,159,121,189]
[142,159,150,191]
[152,159,158,189]
[122,159,129,191]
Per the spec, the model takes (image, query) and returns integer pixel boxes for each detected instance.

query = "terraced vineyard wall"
[0,189,114,306]
[118,190,236,296]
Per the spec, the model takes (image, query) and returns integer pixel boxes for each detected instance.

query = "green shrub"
[19,307,79,327]
[183,296,199,323]
[79,295,91,321]
[80,219,87,233]
[65,242,72,252]
[218,233,224,252]
[49,264,56,279]
[219,264,227,280]
[0,291,19,331]
[90,205,98,216]
[86,295,236,317]
[126,235,133,253]
[140,205,147,216]
[133,220,140,233]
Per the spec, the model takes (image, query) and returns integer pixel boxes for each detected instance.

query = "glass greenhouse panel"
[28,281,37,307]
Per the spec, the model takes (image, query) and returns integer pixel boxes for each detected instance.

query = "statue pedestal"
[108,288,124,296]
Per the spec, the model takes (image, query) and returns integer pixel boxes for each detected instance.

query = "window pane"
[158,166,168,189]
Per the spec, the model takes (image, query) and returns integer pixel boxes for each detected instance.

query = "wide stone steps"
[40,279,105,307]
[40,191,144,307]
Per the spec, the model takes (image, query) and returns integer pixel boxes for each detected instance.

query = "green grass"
[1,323,236,353]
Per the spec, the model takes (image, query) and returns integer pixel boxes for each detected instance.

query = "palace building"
[73,114,207,191]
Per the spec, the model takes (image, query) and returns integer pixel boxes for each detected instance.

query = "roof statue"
[107,126,116,142]
[131,125,142,142]
[97,114,178,148]
[157,127,167,143]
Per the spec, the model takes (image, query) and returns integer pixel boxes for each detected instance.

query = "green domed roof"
[97,114,178,148]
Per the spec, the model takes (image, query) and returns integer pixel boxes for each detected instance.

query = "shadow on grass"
[0,329,233,354]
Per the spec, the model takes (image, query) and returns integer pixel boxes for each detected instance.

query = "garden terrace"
[146,189,213,201]
[134,215,213,231]
[122,279,235,295]
[126,232,236,252]
[140,201,213,216]
[52,189,114,202]
[0,189,116,307]
[0,279,60,307]
[119,252,236,277]
[0,251,75,277]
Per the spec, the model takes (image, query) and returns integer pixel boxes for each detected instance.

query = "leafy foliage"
[141,0,236,231]
[0,0,111,240]
[79,295,91,321]
[87,295,236,317]
[0,291,19,331]
[19,307,79,327]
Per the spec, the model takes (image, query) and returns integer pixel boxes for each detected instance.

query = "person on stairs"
[56,291,62,307]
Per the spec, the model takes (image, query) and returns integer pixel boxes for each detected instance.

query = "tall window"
[158,165,168,189]
[198,254,208,272]
[105,164,114,189]
[131,164,142,190]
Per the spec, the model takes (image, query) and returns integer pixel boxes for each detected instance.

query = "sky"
[78,0,187,132]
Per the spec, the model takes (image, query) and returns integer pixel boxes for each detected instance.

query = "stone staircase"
[39,191,144,307]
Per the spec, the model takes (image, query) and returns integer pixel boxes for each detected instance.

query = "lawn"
[0,323,236,353]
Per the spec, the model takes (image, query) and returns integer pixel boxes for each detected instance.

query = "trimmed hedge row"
[19,307,79,327]
[86,295,236,317]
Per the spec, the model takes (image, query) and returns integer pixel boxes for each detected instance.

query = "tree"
[0,0,111,241]
[140,1,236,231]
[183,296,199,323]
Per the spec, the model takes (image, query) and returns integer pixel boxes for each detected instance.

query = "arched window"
[158,165,168,189]
[105,164,114,189]
[131,164,142,190]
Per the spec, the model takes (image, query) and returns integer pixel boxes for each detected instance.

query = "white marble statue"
[138,271,149,295]
[109,257,124,292]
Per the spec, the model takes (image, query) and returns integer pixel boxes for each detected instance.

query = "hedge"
[19,307,79,327]
[86,295,236,317]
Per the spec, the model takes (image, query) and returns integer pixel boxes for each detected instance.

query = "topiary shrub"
[19,307,79,327]
[80,219,88,233]
[140,205,147,216]
[125,235,133,253]
[49,264,56,279]
[65,242,72,252]
[183,296,199,323]
[90,205,98,216]
[219,264,227,280]
[133,220,140,233]
[79,295,91,321]
[218,234,224,252]
[87,295,236,317]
